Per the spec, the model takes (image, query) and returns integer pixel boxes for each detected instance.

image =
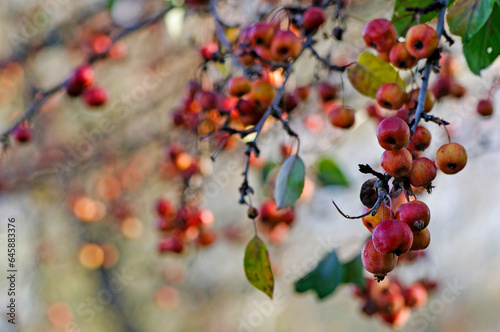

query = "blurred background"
[0,0,499,331]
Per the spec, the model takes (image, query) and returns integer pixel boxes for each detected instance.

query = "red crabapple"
[270,30,302,61]
[410,228,431,251]
[376,117,410,151]
[372,219,413,255]
[408,157,437,187]
[477,99,494,116]
[328,106,355,129]
[361,239,398,281]
[389,42,417,69]
[412,126,432,151]
[405,24,439,59]
[381,148,413,178]
[362,19,397,52]
[303,7,326,33]
[435,142,467,174]
[82,87,108,107]
[395,201,430,231]
[376,83,407,110]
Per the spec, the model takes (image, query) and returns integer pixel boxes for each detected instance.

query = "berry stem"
[410,0,449,135]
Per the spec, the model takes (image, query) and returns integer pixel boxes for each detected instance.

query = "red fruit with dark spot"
[376,117,410,151]
[155,198,176,220]
[412,126,432,151]
[396,201,430,231]
[227,76,252,97]
[270,30,302,61]
[376,83,407,110]
[389,42,417,69]
[362,19,397,52]
[405,24,439,59]
[82,87,108,107]
[249,22,275,48]
[435,142,467,174]
[372,219,413,255]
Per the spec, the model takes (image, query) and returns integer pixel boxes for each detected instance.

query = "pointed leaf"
[244,236,274,299]
[315,157,349,187]
[274,154,305,209]
[447,0,495,41]
[462,3,500,74]
[347,52,405,98]
[342,254,365,288]
[294,250,344,300]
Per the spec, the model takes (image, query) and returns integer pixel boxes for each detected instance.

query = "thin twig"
[0,6,173,140]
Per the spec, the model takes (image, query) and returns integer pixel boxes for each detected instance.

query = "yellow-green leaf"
[347,52,405,98]
[244,236,274,299]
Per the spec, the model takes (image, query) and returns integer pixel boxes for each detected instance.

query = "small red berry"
[372,219,413,255]
[66,65,95,97]
[376,117,410,151]
[381,148,413,178]
[362,19,397,52]
[303,7,326,33]
[477,99,494,116]
[361,239,398,281]
[82,87,108,107]
[435,142,467,174]
[405,24,439,59]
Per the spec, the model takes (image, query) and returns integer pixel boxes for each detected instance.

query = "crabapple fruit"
[376,117,410,151]
[408,157,437,187]
[376,83,407,110]
[362,19,397,52]
[328,106,355,129]
[381,148,413,178]
[435,142,467,174]
[405,24,439,59]
[395,201,430,231]
[361,239,398,281]
[372,219,413,255]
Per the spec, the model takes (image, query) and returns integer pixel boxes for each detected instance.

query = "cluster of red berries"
[256,199,296,243]
[352,276,436,328]
[360,111,467,280]
[155,198,217,253]
[235,7,326,67]
[65,65,108,108]
[363,19,439,69]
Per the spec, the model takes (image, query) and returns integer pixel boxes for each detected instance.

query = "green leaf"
[107,0,117,9]
[274,154,305,209]
[447,0,495,41]
[462,3,500,74]
[294,250,344,299]
[244,236,274,299]
[315,157,349,187]
[392,0,455,35]
[341,254,365,288]
[261,162,278,183]
[347,52,405,99]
